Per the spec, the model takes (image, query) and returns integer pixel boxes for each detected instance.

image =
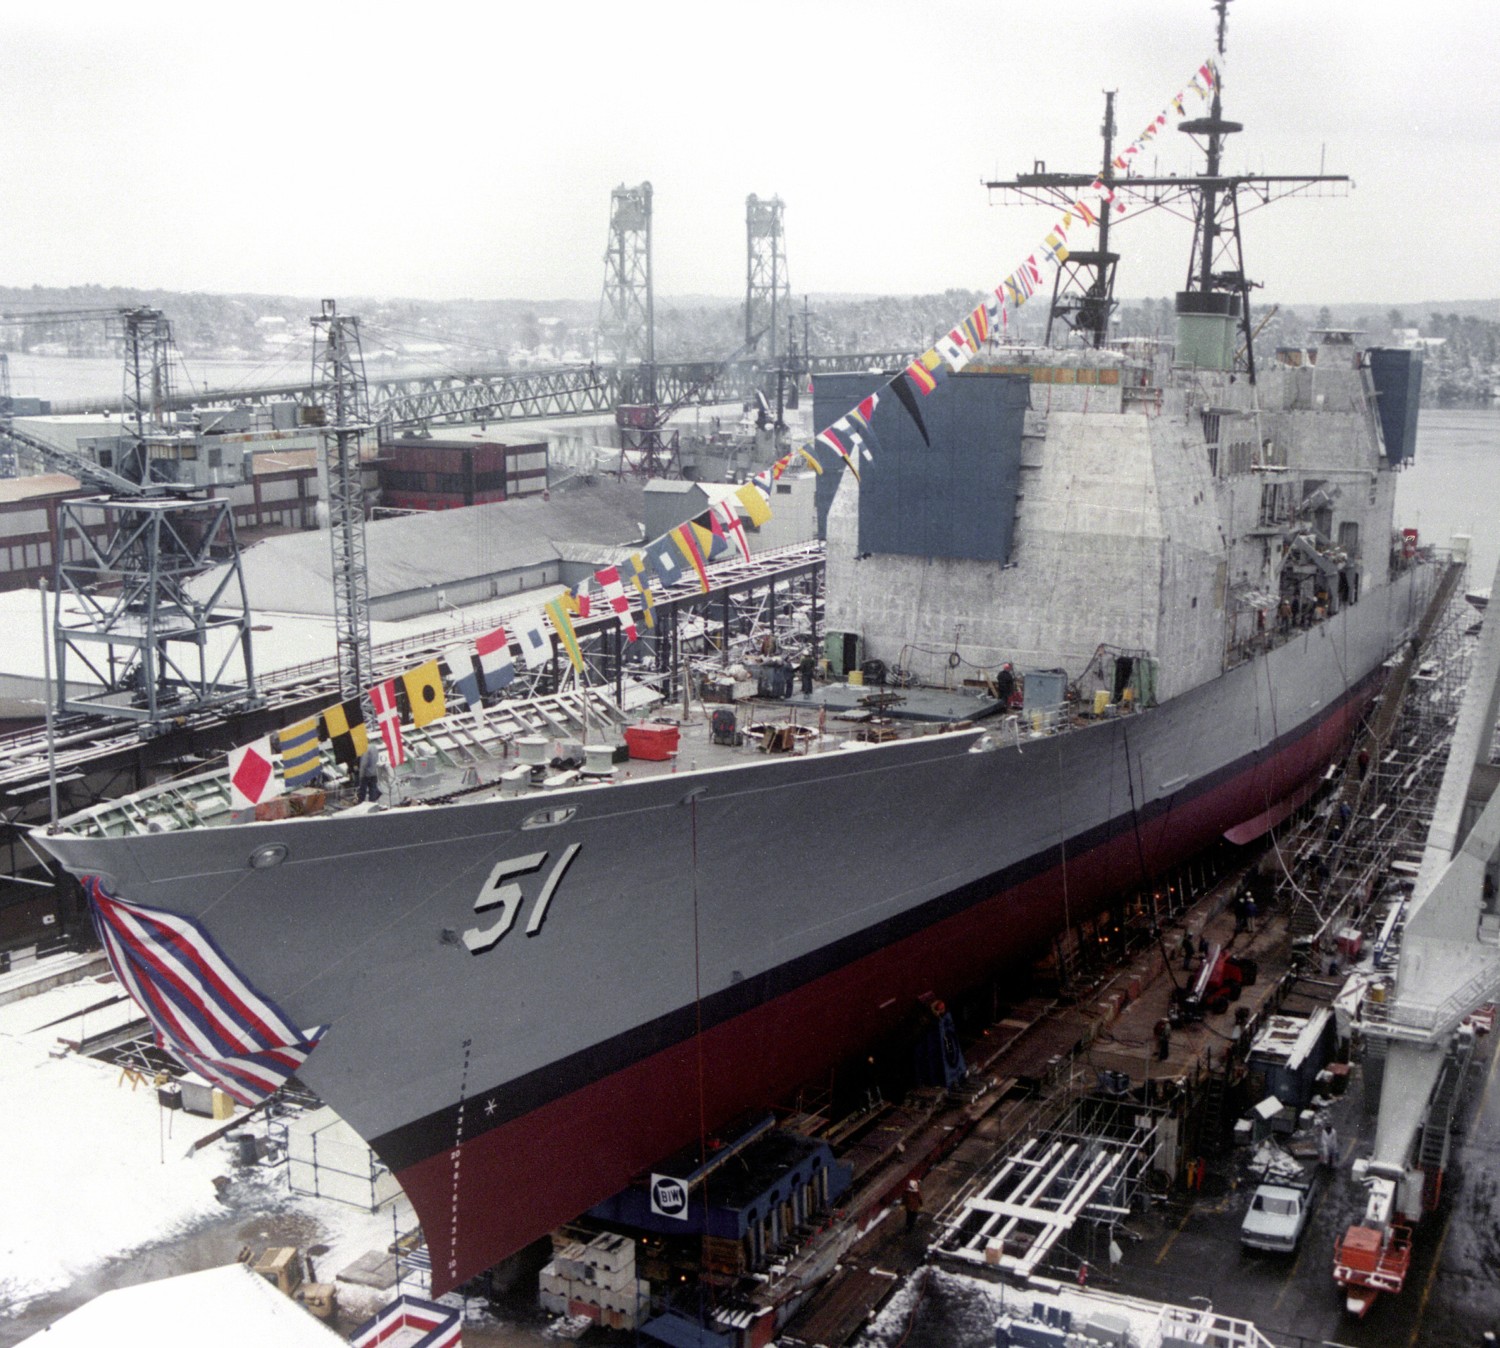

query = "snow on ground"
[0,973,416,1329]
[855,1266,1175,1348]
[0,979,228,1314]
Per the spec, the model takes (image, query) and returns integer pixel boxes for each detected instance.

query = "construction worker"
[1318,1119,1339,1168]
[902,1178,923,1230]
[356,742,382,803]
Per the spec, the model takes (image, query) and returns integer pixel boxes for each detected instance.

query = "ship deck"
[48,675,1111,841]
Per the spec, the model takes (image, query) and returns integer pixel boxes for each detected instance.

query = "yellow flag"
[735,482,771,527]
[402,660,447,728]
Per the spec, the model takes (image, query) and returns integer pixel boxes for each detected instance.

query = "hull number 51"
[463,844,582,954]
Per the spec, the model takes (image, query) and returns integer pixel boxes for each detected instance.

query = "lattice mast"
[1177,0,1256,379]
[311,300,375,701]
[985,91,1122,349]
[984,0,1348,376]
[745,195,789,363]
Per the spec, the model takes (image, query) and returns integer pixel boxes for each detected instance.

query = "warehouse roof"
[191,476,645,615]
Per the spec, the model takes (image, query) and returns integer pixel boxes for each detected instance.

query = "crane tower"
[311,300,375,702]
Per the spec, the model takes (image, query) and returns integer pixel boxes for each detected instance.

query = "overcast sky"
[1,0,1493,308]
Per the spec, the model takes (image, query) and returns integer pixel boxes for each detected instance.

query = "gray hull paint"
[37,566,1427,1155]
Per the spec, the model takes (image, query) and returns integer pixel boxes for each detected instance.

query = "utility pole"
[311,300,374,702]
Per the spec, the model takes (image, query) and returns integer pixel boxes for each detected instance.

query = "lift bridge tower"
[600,182,678,476]
[599,182,654,389]
[745,194,789,364]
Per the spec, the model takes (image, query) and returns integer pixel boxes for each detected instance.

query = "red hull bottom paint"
[404,685,1372,1293]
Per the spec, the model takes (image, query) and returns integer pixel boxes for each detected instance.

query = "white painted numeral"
[462,843,582,954]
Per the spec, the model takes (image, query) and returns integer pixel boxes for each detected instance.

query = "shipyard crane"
[1333,551,1500,1316]
[0,307,259,726]
[310,300,375,702]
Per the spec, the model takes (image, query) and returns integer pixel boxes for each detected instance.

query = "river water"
[1396,406,1500,585]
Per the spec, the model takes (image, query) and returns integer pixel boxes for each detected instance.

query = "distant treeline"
[0,283,1492,404]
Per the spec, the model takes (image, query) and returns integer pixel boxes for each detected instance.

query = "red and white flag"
[371,679,406,767]
[228,736,280,811]
[593,564,638,642]
[714,500,752,561]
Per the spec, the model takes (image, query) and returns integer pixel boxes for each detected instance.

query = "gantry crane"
[0,307,258,727]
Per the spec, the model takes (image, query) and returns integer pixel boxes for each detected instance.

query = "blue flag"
[647,535,685,589]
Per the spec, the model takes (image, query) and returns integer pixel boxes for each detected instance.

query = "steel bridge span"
[52,352,917,429]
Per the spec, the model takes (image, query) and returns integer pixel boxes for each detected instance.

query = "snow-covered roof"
[1248,1009,1331,1071]
[0,472,81,503]
[19,1263,346,1345]
[188,478,646,616]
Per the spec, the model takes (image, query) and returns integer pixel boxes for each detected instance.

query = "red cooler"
[624,722,680,761]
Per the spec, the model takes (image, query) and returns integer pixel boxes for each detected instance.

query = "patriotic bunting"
[350,1295,461,1348]
[371,678,406,767]
[545,594,585,673]
[402,660,447,728]
[86,876,326,1106]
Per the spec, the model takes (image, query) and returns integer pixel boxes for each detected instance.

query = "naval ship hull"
[38,568,1426,1293]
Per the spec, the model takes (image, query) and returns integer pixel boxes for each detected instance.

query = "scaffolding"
[1275,558,1472,955]
[938,1093,1164,1281]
